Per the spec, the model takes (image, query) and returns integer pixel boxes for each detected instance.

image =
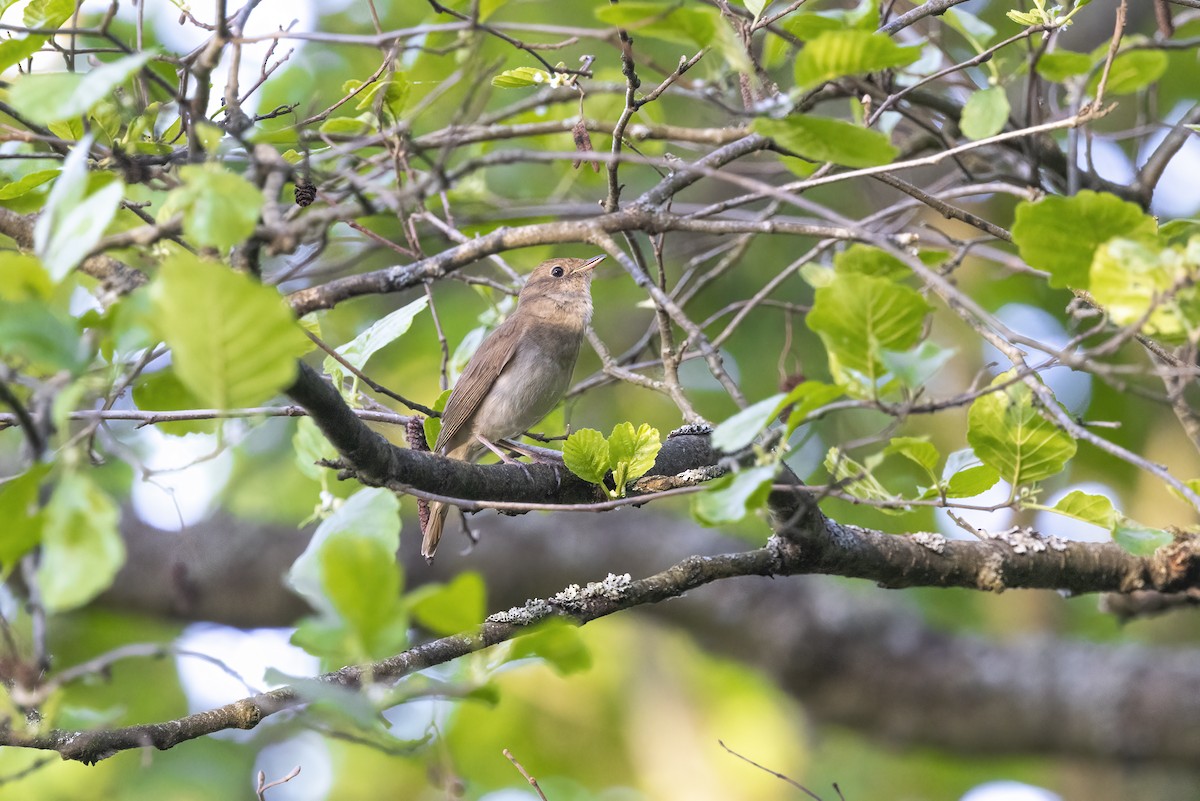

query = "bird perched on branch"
[421,255,605,560]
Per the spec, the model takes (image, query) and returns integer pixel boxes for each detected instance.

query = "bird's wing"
[435,316,521,453]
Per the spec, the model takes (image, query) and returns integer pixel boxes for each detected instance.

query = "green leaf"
[158,164,263,250]
[692,464,777,526]
[288,488,401,616]
[319,529,406,658]
[0,255,52,301]
[741,0,766,18]
[711,393,786,453]
[0,299,87,372]
[959,85,1009,140]
[0,36,46,73]
[782,381,844,437]
[508,618,592,675]
[1011,190,1157,288]
[794,30,921,89]
[423,388,452,447]
[1036,50,1092,82]
[608,422,662,493]
[879,341,956,390]
[293,417,339,481]
[1159,219,1200,242]
[966,373,1077,486]
[935,448,1000,498]
[0,169,59,200]
[131,368,219,436]
[323,297,429,387]
[806,271,932,389]
[1112,518,1172,556]
[1052,490,1116,529]
[0,464,50,570]
[491,67,552,88]
[779,13,844,41]
[36,472,124,612]
[24,0,74,28]
[150,254,309,409]
[943,7,997,46]
[1088,50,1167,96]
[32,135,125,281]
[834,244,909,279]
[351,76,409,116]
[753,115,897,168]
[595,2,716,47]
[824,447,904,510]
[409,572,486,636]
[317,116,372,137]
[1088,238,1195,339]
[944,464,1000,498]
[7,50,155,124]
[563,428,611,486]
[883,436,939,478]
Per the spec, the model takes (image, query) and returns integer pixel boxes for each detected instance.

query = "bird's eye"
[551,266,565,277]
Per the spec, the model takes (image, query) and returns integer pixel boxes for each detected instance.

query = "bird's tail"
[421,501,448,562]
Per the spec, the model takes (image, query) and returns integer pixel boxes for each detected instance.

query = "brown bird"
[421,255,605,560]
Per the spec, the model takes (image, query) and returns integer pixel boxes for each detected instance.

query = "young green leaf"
[423,388,453,447]
[1112,518,1173,556]
[563,428,611,487]
[966,373,1077,486]
[0,464,50,570]
[608,422,662,493]
[825,447,904,511]
[132,368,219,436]
[806,271,932,389]
[753,116,898,168]
[158,164,264,250]
[319,529,406,658]
[294,417,340,481]
[1052,490,1116,529]
[959,85,1010,140]
[8,50,155,124]
[1087,50,1167,96]
[150,254,309,409]
[0,299,88,373]
[595,3,716,47]
[508,618,593,675]
[1088,238,1194,339]
[883,436,940,480]
[833,244,910,279]
[0,36,47,74]
[879,341,956,390]
[692,464,777,526]
[0,169,59,200]
[323,297,429,387]
[492,67,552,88]
[782,381,844,437]
[1011,190,1157,289]
[710,393,786,453]
[36,472,124,612]
[32,134,125,281]
[943,8,997,46]
[409,572,486,636]
[936,448,1000,498]
[1035,50,1092,81]
[288,488,402,617]
[793,30,921,89]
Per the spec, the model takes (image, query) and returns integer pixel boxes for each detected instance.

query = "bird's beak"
[575,255,606,274]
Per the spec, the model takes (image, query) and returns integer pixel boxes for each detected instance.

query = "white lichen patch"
[486,598,553,625]
[552,573,632,604]
[910,532,947,553]
[985,526,1068,554]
